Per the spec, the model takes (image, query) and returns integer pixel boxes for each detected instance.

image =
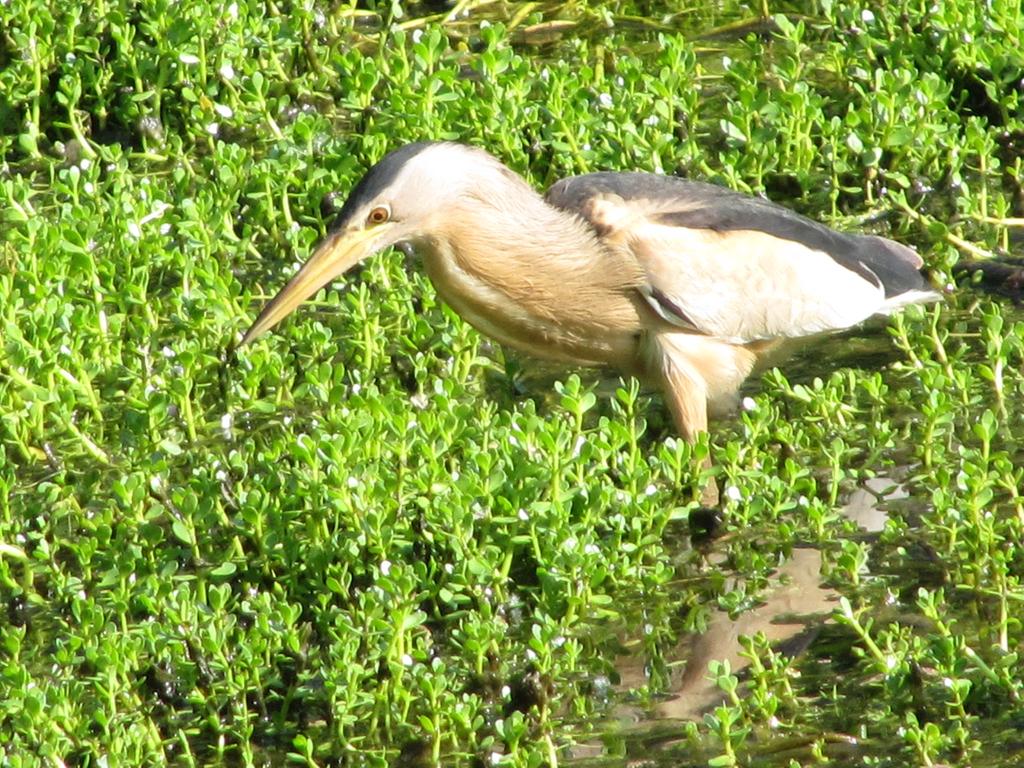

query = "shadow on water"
[565,477,912,767]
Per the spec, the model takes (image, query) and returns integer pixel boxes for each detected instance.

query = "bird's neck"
[418,181,645,367]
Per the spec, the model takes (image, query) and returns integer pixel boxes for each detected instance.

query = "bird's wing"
[545,172,933,343]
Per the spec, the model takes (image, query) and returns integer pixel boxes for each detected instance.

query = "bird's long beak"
[240,225,388,346]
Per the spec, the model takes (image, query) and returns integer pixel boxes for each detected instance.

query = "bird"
[241,141,937,493]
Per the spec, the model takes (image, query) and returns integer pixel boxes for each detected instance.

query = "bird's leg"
[646,334,719,507]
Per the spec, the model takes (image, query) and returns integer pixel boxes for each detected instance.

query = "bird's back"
[546,171,936,343]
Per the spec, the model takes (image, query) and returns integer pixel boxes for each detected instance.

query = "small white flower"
[572,435,586,458]
[161,346,175,358]
[84,182,94,195]
[598,92,613,108]
[401,654,413,667]
[517,508,529,521]
[214,103,233,119]
[205,122,219,136]
[725,485,742,502]
[722,55,732,69]
[179,53,200,65]
[219,62,235,80]
[347,477,359,489]
[645,483,657,496]
[127,221,141,238]
[380,560,392,576]
[742,396,757,411]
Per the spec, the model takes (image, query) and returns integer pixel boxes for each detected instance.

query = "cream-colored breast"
[416,235,644,369]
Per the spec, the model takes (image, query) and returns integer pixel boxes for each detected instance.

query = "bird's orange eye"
[367,206,390,225]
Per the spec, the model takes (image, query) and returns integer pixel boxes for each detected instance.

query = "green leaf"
[210,562,237,578]
[171,519,194,546]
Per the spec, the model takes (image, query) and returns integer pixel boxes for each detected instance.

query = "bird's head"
[240,141,509,345]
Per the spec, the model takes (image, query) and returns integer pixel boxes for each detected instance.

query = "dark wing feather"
[546,172,928,299]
